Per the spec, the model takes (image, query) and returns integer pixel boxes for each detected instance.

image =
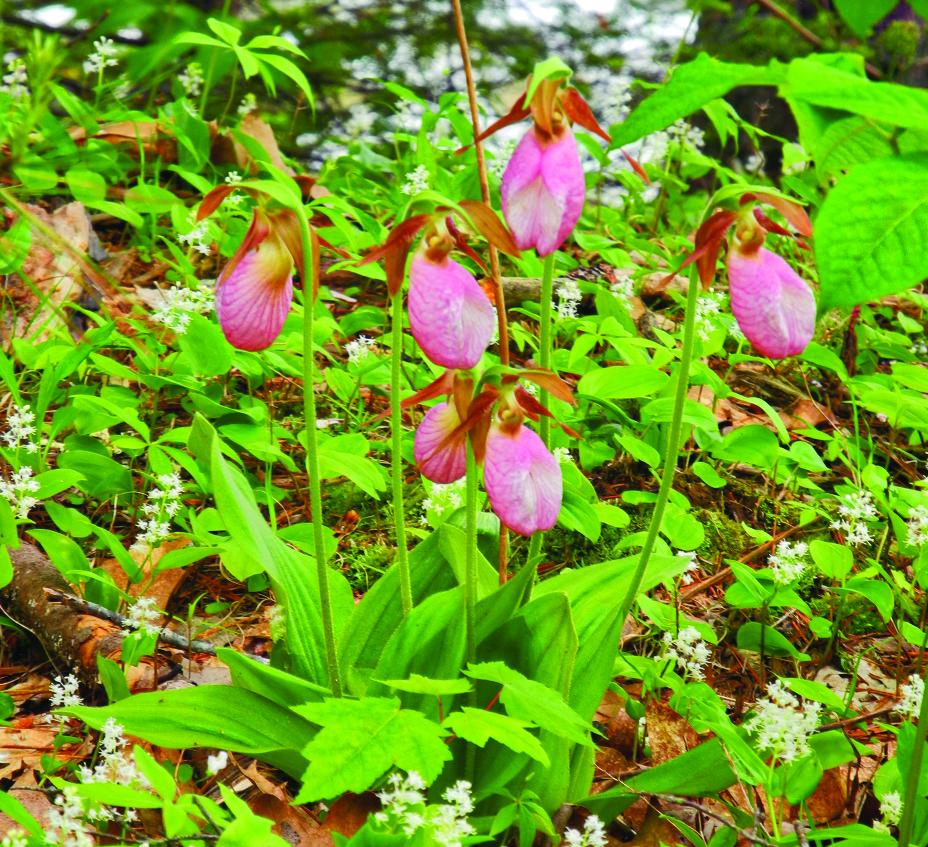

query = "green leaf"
[380,674,472,696]
[96,654,131,703]
[62,686,315,777]
[294,697,450,802]
[736,622,810,661]
[814,116,895,182]
[577,365,668,399]
[176,314,235,377]
[843,577,894,620]
[833,0,896,37]
[32,469,85,499]
[443,707,549,765]
[465,661,593,746]
[218,647,329,708]
[816,154,928,309]
[206,17,242,45]
[55,780,164,809]
[809,540,852,580]
[27,529,92,582]
[691,461,726,488]
[57,450,133,499]
[258,53,315,112]
[610,54,785,147]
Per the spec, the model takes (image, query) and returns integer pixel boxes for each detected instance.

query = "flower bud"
[501,125,585,257]
[728,245,815,359]
[483,423,562,536]
[215,212,294,351]
[408,252,495,369]
[414,402,467,484]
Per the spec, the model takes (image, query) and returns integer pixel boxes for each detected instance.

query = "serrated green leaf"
[294,697,450,802]
[380,674,472,696]
[816,155,928,309]
[443,707,549,765]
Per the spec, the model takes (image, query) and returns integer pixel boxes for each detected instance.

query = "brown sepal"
[693,210,737,288]
[518,370,576,405]
[459,200,522,259]
[446,215,489,275]
[452,374,475,425]
[753,208,792,239]
[458,93,529,153]
[295,174,330,200]
[514,388,581,438]
[462,387,501,464]
[748,192,813,238]
[399,370,455,410]
[561,87,611,143]
[358,214,431,296]
[621,149,651,184]
[198,185,235,221]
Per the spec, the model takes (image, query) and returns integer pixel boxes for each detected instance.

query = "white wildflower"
[907,505,928,547]
[0,829,28,847]
[880,791,903,827]
[2,404,39,453]
[1,58,28,100]
[489,139,516,180]
[0,465,40,518]
[694,291,723,342]
[667,119,705,151]
[177,219,212,256]
[133,471,184,550]
[899,673,924,720]
[556,278,582,319]
[224,170,243,185]
[563,814,608,847]
[742,152,765,174]
[521,380,538,396]
[375,772,474,847]
[677,550,699,586]
[553,447,572,464]
[345,334,377,364]
[123,597,161,636]
[401,165,430,196]
[178,61,204,98]
[206,750,228,775]
[830,489,878,545]
[661,626,711,680]
[49,674,82,709]
[80,717,149,788]
[344,105,377,137]
[610,272,635,302]
[768,540,809,586]
[745,679,820,762]
[83,36,119,75]
[237,92,257,116]
[422,480,465,524]
[150,281,215,334]
[46,785,94,847]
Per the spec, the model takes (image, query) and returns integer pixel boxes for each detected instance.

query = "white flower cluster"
[743,152,765,174]
[373,772,474,847]
[2,404,39,453]
[768,540,809,586]
[907,505,928,547]
[0,466,40,519]
[206,750,228,775]
[1,58,28,100]
[77,717,148,790]
[421,480,465,524]
[489,139,517,180]
[876,791,902,832]
[745,679,820,762]
[694,291,724,342]
[830,489,879,545]
[83,36,119,75]
[899,672,924,720]
[178,61,204,98]
[401,165,431,196]
[177,219,212,256]
[563,814,608,847]
[666,118,706,151]
[0,828,28,847]
[610,273,635,303]
[238,92,257,116]
[556,278,582,319]
[346,334,377,364]
[133,472,184,551]
[661,626,711,680]
[50,673,83,709]
[344,105,378,137]
[553,447,572,464]
[123,596,162,637]
[46,785,94,847]
[151,281,215,334]
[677,550,700,586]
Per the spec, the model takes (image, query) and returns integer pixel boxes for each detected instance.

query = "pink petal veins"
[414,402,466,484]
[408,253,495,369]
[501,126,585,256]
[728,246,816,359]
[483,424,562,537]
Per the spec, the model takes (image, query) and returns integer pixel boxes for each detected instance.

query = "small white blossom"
[206,750,228,775]
[563,814,608,847]
[133,471,184,551]
[899,673,924,720]
[880,791,903,827]
[831,489,878,545]
[178,61,204,98]
[401,165,430,196]
[610,272,635,303]
[344,105,377,137]
[0,829,28,847]
[694,291,723,342]
[661,626,711,680]
[421,480,465,524]
[83,36,119,75]
[177,219,212,256]
[224,170,242,185]
[345,334,377,364]
[745,679,820,762]
[0,465,40,518]
[907,505,928,547]
[556,278,582,319]
[667,119,705,151]
[237,92,257,116]
[46,785,94,847]
[2,404,39,453]
[50,674,82,709]
[150,281,215,334]
[123,597,161,636]
[553,447,572,464]
[1,58,28,100]
[768,540,809,586]
[375,773,474,847]
[677,550,699,586]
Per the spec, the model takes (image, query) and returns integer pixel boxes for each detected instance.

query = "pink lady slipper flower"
[414,400,467,483]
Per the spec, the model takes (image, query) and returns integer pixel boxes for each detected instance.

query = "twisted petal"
[501,126,585,257]
[216,222,294,351]
[484,424,562,536]
[728,246,816,359]
[408,253,495,369]
[414,402,466,483]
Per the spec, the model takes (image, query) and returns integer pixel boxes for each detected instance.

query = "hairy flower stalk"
[391,292,412,616]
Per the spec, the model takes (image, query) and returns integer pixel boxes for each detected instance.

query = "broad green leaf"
[736,622,810,661]
[62,686,314,777]
[32,469,84,499]
[258,53,315,112]
[814,116,895,181]
[833,0,896,37]
[609,54,785,147]
[381,675,472,696]
[294,697,450,802]
[206,17,242,45]
[577,365,668,400]
[27,528,91,582]
[843,577,894,620]
[443,707,549,765]
[816,155,928,309]
[465,661,593,746]
[176,314,235,378]
[783,678,850,715]
[809,540,853,580]
[54,780,163,808]
[218,647,328,708]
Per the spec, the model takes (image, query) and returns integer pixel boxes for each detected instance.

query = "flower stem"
[296,207,342,697]
[391,292,413,616]
[464,437,479,668]
[898,664,928,847]
[616,268,699,629]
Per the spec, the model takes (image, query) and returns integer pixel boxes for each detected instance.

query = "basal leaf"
[443,707,549,765]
